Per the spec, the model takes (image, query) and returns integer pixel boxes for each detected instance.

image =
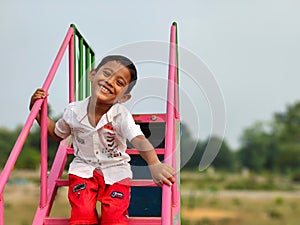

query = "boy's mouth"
[99,84,113,94]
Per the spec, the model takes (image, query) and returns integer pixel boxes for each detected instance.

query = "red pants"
[68,170,130,225]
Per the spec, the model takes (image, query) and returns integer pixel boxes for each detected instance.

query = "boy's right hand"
[29,88,48,110]
[28,88,62,142]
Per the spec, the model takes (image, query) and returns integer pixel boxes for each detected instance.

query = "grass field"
[3,169,300,225]
[181,190,300,225]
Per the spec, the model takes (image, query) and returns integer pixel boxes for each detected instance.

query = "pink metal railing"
[0,27,74,225]
[172,23,181,225]
[162,23,180,225]
[69,31,75,103]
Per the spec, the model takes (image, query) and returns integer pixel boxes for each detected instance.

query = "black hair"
[95,55,137,94]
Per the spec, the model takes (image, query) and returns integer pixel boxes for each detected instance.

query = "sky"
[1,0,300,150]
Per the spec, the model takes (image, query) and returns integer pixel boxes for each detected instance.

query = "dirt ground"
[3,170,300,225]
[182,207,237,220]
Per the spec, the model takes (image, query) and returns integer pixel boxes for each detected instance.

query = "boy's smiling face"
[89,60,132,105]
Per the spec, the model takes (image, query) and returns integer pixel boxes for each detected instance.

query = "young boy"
[29,55,175,225]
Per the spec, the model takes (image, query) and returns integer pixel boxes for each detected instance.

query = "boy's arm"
[131,135,175,186]
[29,88,63,142]
[35,114,63,142]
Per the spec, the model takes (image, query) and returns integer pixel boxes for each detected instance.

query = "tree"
[208,136,236,171]
[238,101,300,172]
[272,102,300,172]
[0,104,60,170]
[181,130,235,171]
[0,127,16,168]
[180,123,198,169]
[238,122,272,172]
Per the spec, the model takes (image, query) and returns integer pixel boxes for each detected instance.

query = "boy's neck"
[87,98,113,127]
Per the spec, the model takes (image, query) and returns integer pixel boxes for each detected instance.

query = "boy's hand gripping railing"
[0,24,94,225]
[162,22,180,225]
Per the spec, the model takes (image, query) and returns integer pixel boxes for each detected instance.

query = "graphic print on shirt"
[71,128,86,155]
[101,123,122,158]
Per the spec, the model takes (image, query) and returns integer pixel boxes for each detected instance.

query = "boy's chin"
[95,96,114,105]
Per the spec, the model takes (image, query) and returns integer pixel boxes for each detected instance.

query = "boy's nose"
[105,77,114,87]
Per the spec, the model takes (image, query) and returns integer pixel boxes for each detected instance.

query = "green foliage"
[180,123,199,169]
[181,133,236,171]
[0,124,59,170]
[238,122,272,171]
[15,147,40,169]
[0,105,60,170]
[237,100,300,173]
[225,176,277,190]
[207,137,236,171]
[180,100,300,173]
[0,127,16,167]
[266,209,282,219]
[181,169,298,192]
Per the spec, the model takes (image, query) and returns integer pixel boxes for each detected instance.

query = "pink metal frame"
[0,27,75,225]
[0,23,180,225]
[162,24,180,225]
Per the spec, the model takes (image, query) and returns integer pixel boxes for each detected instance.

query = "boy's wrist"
[147,160,161,166]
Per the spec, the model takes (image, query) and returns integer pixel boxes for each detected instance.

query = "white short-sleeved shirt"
[54,97,144,184]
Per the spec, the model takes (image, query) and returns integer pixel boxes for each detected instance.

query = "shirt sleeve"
[54,107,71,139]
[119,106,144,142]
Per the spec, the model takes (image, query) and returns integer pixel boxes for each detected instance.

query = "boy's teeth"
[101,86,110,93]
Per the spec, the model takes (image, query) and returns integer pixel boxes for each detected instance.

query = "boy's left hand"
[149,162,175,187]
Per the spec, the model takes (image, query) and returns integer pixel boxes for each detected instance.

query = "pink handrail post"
[32,140,70,225]
[0,100,43,225]
[0,195,3,225]
[40,97,48,208]
[0,100,42,193]
[171,23,181,224]
[69,30,75,103]
[174,64,180,119]
[162,23,177,225]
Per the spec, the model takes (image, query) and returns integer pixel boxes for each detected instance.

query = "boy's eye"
[117,80,125,86]
[103,71,111,77]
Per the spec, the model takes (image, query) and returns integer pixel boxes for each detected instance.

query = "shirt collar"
[71,97,122,128]
[72,97,90,123]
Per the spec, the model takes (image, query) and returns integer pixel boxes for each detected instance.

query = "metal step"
[44,217,161,225]
[133,113,166,123]
[126,148,165,155]
[56,179,156,187]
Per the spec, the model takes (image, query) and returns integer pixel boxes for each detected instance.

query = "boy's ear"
[88,69,96,81]
[119,94,131,103]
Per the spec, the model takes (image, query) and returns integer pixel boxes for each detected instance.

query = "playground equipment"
[0,23,181,225]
